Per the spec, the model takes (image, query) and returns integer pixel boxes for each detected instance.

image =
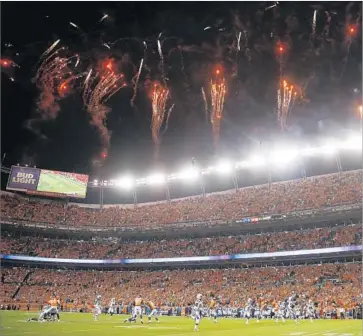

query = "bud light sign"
[6,166,40,191]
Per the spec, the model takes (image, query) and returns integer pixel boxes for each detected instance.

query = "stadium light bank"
[92,134,362,188]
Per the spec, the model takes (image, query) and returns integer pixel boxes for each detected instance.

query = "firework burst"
[83,59,126,152]
[130,58,144,106]
[276,42,286,80]
[149,82,173,150]
[277,79,298,130]
[208,68,226,147]
[34,46,78,119]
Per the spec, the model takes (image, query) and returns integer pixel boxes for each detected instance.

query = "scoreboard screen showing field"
[7,166,89,199]
[37,170,89,198]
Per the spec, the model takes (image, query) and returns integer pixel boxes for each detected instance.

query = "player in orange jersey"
[209,294,218,323]
[124,296,144,324]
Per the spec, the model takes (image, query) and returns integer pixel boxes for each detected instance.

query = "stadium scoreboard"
[6,165,89,199]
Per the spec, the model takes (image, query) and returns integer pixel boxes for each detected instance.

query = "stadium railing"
[1,245,361,269]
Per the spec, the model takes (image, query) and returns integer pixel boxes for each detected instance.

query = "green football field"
[1,312,361,336]
[37,171,87,198]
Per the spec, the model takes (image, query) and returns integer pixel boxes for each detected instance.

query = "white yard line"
[285,325,357,336]
[69,329,101,332]
[114,325,179,329]
[2,332,36,335]
[309,325,356,336]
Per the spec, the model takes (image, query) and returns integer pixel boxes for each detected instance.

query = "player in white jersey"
[39,295,60,322]
[244,298,253,324]
[305,300,315,323]
[287,295,298,323]
[94,295,102,321]
[274,301,286,323]
[108,298,116,316]
[192,294,203,331]
[254,303,262,323]
[27,305,57,322]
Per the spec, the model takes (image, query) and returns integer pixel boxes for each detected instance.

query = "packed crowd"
[1,170,361,228]
[0,268,27,306]
[1,224,361,259]
[1,263,361,310]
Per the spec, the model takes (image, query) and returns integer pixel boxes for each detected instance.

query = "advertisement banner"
[1,245,360,265]
[6,166,88,199]
[6,166,40,191]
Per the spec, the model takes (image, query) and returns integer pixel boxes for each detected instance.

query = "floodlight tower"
[133,189,138,206]
[165,181,171,203]
[298,157,307,179]
[232,170,239,192]
[199,171,206,197]
[100,180,105,210]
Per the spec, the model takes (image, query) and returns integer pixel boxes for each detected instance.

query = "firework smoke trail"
[150,82,172,148]
[142,41,151,73]
[83,69,93,88]
[340,25,358,79]
[162,103,175,135]
[83,61,126,152]
[234,31,242,78]
[130,58,144,106]
[323,11,332,37]
[243,31,251,62]
[157,40,166,84]
[210,70,226,147]
[276,80,297,130]
[179,46,185,74]
[237,32,242,52]
[312,10,317,39]
[201,87,208,122]
[75,55,80,67]
[41,39,60,59]
[276,43,285,82]
[34,48,77,119]
[99,14,108,23]
[69,22,80,29]
[265,2,278,11]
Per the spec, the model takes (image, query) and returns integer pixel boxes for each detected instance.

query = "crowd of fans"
[0,170,361,316]
[1,170,361,228]
[1,224,361,259]
[1,263,361,310]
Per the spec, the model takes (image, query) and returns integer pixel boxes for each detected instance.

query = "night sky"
[1,2,362,203]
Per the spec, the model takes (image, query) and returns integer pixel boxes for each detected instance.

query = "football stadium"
[1,2,362,336]
[1,166,362,336]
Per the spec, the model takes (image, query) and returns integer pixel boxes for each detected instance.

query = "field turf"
[37,172,86,197]
[1,312,361,336]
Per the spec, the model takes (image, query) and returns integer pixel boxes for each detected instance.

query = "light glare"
[118,176,134,189]
[270,149,298,165]
[244,156,266,167]
[178,168,199,180]
[147,174,165,185]
[216,160,233,174]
